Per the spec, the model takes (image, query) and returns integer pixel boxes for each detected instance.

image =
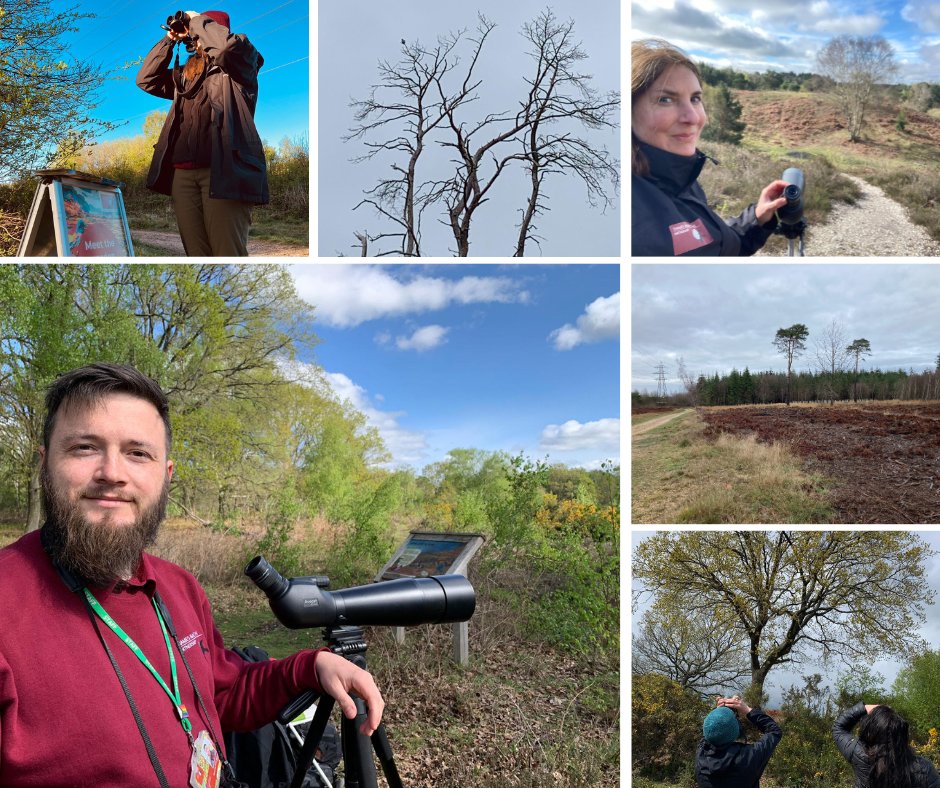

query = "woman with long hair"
[833,702,940,788]
[631,38,788,256]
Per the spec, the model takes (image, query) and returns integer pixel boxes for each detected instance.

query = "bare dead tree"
[345,32,481,256]
[512,10,620,256]
[346,8,619,256]
[814,319,851,404]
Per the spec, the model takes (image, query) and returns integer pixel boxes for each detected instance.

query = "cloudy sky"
[287,264,620,471]
[631,263,940,394]
[632,530,940,706]
[630,0,940,82]
[317,0,621,257]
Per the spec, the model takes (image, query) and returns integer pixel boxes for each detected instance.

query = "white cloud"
[549,292,620,350]
[324,371,429,466]
[538,418,621,454]
[395,325,449,352]
[903,0,940,33]
[290,265,528,328]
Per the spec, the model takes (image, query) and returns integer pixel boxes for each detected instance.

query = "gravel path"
[757,174,940,257]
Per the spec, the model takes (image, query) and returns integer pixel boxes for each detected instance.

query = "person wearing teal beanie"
[695,696,782,787]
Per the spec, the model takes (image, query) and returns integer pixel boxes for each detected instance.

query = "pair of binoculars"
[161,10,198,50]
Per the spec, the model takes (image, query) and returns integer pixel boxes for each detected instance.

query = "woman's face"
[632,64,707,157]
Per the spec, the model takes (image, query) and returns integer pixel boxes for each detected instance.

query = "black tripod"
[775,218,807,256]
[282,626,403,788]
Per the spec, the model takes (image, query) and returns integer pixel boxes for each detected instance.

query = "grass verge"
[632,409,834,524]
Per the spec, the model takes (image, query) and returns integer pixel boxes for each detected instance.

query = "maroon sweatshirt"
[0,530,324,787]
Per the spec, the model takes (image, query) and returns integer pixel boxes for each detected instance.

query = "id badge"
[190,730,222,788]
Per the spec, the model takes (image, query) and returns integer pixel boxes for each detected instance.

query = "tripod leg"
[370,723,404,788]
[289,697,336,788]
[342,697,380,788]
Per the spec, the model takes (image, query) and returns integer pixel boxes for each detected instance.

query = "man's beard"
[41,466,169,587]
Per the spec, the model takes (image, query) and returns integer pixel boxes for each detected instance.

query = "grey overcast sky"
[631,263,940,394]
[317,0,621,257]
[632,530,940,707]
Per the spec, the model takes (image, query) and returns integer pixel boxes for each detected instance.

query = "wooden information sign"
[17,169,134,257]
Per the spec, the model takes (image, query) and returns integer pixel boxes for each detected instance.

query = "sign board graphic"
[17,169,134,257]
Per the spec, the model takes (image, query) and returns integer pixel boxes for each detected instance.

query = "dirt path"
[633,408,692,437]
[132,230,309,257]
[757,174,940,256]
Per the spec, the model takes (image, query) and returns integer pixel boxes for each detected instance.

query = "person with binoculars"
[632,38,791,256]
[137,11,269,256]
[0,363,384,787]
[695,695,783,787]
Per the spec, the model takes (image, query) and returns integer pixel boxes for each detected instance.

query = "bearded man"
[0,363,383,787]
[137,11,268,256]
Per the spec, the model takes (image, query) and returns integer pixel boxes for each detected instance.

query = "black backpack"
[223,646,341,788]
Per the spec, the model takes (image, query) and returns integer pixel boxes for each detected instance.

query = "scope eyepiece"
[244,555,290,599]
[776,167,805,225]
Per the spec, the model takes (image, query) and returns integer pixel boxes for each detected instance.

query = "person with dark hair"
[0,363,384,787]
[137,11,269,256]
[695,695,782,787]
[632,38,789,256]
[833,702,940,788]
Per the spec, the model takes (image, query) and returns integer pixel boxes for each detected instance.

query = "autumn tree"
[846,338,872,402]
[346,8,619,256]
[0,0,117,180]
[773,323,809,405]
[633,603,751,695]
[816,35,898,143]
[633,531,934,702]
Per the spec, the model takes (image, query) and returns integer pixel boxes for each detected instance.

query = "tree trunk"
[25,455,43,532]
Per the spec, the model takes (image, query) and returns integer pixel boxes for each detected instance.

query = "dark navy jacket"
[632,141,776,256]
[694,707,782,788]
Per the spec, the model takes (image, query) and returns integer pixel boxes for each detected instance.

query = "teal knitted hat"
[703,706,740,746]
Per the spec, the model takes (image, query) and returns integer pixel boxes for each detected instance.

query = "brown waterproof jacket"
[136,14,269,205]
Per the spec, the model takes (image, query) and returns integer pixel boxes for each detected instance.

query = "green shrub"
[632,673,708,782]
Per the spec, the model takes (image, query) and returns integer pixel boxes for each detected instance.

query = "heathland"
[696,86,940,255]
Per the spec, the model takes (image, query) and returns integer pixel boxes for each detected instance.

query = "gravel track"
[756,174,940,257]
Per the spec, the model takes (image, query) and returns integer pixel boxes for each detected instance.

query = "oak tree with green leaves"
[633,531,935,702]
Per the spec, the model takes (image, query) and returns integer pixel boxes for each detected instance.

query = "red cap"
[201,10,230,28]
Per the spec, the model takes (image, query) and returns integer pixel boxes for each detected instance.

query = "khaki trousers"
[171,168,252,256]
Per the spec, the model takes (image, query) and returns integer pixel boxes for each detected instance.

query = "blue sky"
[287,264,620,472]
[52,0,308,146]
[317,0,621,257]
[631,0,940,81]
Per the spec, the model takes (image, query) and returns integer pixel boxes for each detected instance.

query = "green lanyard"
[83,588,193,734]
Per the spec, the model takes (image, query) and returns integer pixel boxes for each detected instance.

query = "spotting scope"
[245,556,476,629]
[776,167,805,225]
